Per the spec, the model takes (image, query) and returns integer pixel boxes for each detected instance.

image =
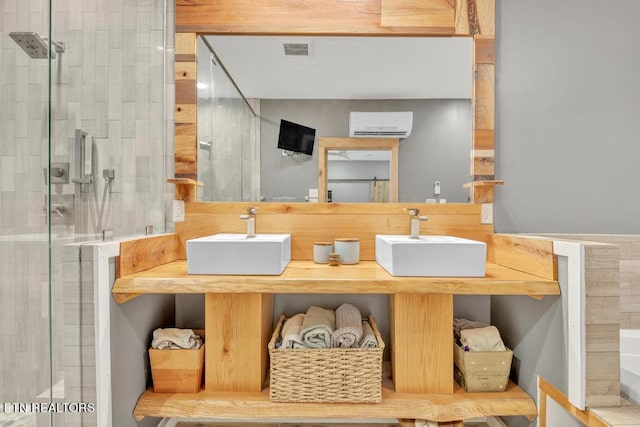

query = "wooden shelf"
[168,178,204,203]
[113,260,559,302]
[133,382,537,422]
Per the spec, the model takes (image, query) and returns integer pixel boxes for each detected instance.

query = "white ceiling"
[204,36,473,100]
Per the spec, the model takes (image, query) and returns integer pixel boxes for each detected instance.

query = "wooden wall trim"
[174,33,198,181]
[468,0,496,203]
[117,233,182,277]
[177,0,456,35]
[490,234,558,281]
[381,0,455,33]
[175,202,492,261]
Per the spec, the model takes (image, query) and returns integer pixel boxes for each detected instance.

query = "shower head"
[9,32,65,59]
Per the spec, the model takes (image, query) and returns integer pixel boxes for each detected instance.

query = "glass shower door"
[1,0,169,425]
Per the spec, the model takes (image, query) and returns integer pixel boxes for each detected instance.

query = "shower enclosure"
[0,0,171,425]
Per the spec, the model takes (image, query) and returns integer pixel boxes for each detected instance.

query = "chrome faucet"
[404,208,428,239]
[239,207,258,238]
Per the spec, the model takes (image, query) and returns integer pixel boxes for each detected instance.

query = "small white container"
[334,238,360,264]
[313,242,334,263]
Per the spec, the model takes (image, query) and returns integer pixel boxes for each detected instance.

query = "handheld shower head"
[9,32,65,59]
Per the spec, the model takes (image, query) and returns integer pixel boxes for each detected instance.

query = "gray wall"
[260,99,471,203]
[492,258,581,427]
[495,0,640,234]
[111,291,175,427]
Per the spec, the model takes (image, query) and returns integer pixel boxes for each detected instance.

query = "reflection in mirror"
[328,150,390,203]
[196,37,259,202]
[197,36,473,203]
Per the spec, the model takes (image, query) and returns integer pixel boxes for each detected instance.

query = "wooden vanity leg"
[391,293,453,394]
[205,293,273,392]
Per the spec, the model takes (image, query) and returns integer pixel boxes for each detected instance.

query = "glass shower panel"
[0,0,57,425]
[1,0,168,425]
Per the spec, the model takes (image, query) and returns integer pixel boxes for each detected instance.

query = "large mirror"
[197,36,473,203]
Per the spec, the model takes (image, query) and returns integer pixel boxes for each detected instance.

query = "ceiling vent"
[283,43,309,56]
[349,112,414,138]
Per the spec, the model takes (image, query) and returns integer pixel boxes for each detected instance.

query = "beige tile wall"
[583,243,620,407]
[551,235,640,329]
[540,234,640,407]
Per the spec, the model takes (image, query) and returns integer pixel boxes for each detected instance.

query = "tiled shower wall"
[0,0,173,424]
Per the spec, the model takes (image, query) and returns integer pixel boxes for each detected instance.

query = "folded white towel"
[300,306,335,349]
[151,328,202,349]
[281,313,306,349]
[358,320,377,348]
[453,317,488,340]
[332,303,363,348]
[460,325,506,352]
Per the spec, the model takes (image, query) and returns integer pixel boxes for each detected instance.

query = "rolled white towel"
[460,325,506,352]
[300,306,335,349]
[151,328,202,349]
[358,320,377,348]
[332,303,363,348]
[281,313,306,349]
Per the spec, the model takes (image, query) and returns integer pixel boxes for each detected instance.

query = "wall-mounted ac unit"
[349,111,413,138]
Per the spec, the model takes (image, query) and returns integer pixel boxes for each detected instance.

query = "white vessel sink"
[375,235,486,277]
[186,233,291,275]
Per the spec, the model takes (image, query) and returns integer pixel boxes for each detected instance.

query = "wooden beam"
[176,0,457,35]
[205,294,273,392]
[381,0,455,32]
[475,64,495,130]
[392,294,453,394]
[175,32,198,181]
[474,35,495,64]
[473,129,495,150]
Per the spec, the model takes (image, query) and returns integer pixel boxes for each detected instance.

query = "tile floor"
[590,398,640,426]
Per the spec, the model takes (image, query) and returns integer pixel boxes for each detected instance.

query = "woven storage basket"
[268,314,384,403]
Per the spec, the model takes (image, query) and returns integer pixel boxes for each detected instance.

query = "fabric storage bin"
[268,315,384,403]
[149,330,204,393]
[454,342,512,392]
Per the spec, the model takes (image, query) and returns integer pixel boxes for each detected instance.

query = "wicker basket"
[268,314,384,403]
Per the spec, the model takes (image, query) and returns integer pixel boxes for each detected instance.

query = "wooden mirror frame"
[318,138,399,203]
[173,0,498,205]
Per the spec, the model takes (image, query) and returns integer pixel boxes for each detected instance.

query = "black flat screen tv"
[277,119,316,155]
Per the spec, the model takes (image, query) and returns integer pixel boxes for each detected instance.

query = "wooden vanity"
[112,202,559,425]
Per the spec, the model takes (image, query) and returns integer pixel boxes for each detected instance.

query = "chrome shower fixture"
[9,32,65,59]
